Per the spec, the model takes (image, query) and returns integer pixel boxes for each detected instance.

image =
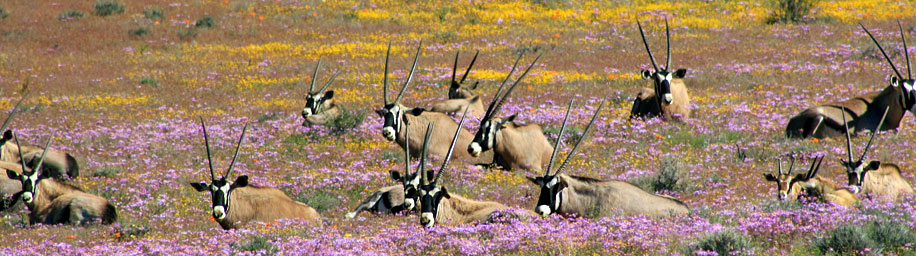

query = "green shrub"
[328,106,366,135]
[815,224,879,254]
[195,16,215,28]
[0,7,9,19]
[178,28,198,38]
[58,10,85,21]
[139,77,158,86]
[94,1,125,17]
[143,7,163,20]
[867,221,915,253]
[766,0,820,24]
[128,28,149,37]
[238,235,276,254]
[688,230,753,256]
[630,157,688,193]
[92,167,121,178]
[301,191,340,213]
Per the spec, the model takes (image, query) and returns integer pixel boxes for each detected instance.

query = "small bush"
[139,77,158,86]
[92,167,121,178]
[328,106,366,135]
[58,10,85,21]
[178,28,198,38]
[302,191,340,213]
[143,7,163,20]
[114,223,151,242]
[766,0,820,24]
[0,7,9,19]
[688,230,753,256]
[867,221,915,253]
[94,1,125,17]
[128,28,149,37]
[631,157,688,193]
[815,224,879,254]
[238,235,276,254]
[195,16,215,28]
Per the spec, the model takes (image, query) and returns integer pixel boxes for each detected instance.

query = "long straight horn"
[310,57,322,93]
[383,42,392,105]
[808,156,825,178]
[0,92,29,134]
[403,122,411,178]
[899,20,912,79]
[419,123,435,185]
[637,20,660,71]
[484,53,523,120]
[554,98,606,175]
[787,155,795,175]
[224,122,249,179]
[435,108,469,184]
[860,23,904,80]
[459,50,479,84]
[489,53,542,119]
[545,99,574,176]
[841,107,854,164]
[394,41,422,104]
[32,138,52,174]
[777,158,783,176]
[859,106,890,162]
[451,51,460,83]
[665,18,671,70]
[200,117,216,180]
[13,132,27,174]
[318,69,341,93]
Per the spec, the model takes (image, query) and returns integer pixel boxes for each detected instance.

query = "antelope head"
[418,108,469,227]
[447,50,480,99]
[189,118,249,221]
[763,155,802,200]
[375,42,423,141]
[301,57,341,118]
[5,134,51,205]
[861,22,916,113]
[528,98,605,217]
[839,106,889,193]
[387,120,424,210]
[636,18,686,106]
[467,53,541,157]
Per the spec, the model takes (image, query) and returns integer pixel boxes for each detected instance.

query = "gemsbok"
[417,110,516,227]
[838,108,914,200]
[190,119,320,229]
[374,42,475,160]
[466,53,552,171]
[629,19,691,121]
[530,99,689,218]
[786,22,916,139]
[0,94,79,179]
[0,160,23,211]
[429,50,485,118]
[345,123,425,218]
[778,155,859,206]
[301,57,343,126]
[6,135,117,225]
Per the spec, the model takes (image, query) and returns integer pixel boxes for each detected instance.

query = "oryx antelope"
[345,124,426,218]
[0,160,23,211]
[838,107,914,200]
[629,19,691,121]
[777,155,859,206]
[467,53,552,171]
[429,50,485,118]
[530,99,689,218]
[190,119,320,229]
[417,110,516,227]
[786,22,916,139]
[375,42,475,160]
[6,135,117,225]
[0,94,79,179]
[301,57,343,126]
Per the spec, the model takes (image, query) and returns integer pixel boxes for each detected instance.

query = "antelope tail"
[103,203,118,224]
[65,154,79,178]
[346,191,385,219]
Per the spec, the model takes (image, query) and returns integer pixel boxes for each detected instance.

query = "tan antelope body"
[428,192,511,226]
[190,119,320,230]
[0,161,23,211]
[797,176,859,207]
[765,155,858,206]
[301,58,343,126]
[0,94,79,179]
[786,23,916,139]
[629,19,691,121]
[837,106,914,201]
[430,51,485,119]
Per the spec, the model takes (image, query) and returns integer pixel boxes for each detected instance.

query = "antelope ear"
[866,161,881,171]
[556,178,568,190]
[641,70,652,79]
[501,114,517,126]
[408,108,426,116]
[763,174,777,181]
[892,76,900,87]
[190,182,209,192]
[469,95,480,104]
[323,90,334,100]
[450,81,461,89]
[6,169,19,180]
[440,187,451,199]
[389,170,403,181]
[526,176,539,184]
[375,109,386,117]
[674,69,688,78]
[793,174,808,182]
[233,175,249,187]
[1,130,11,142]
[468,81,479,90]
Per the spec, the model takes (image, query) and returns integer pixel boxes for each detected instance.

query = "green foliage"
[94,1,125,17]
[195,16,215,28]
[300,191,340,213]
[765,0,820,24]
[58,10,85,21]
[866,221,916,254]
[114,222,151,242]
[92,167,122,178]
[178,28,198,38]
[688,230,753,256]
[434,8,449,22]
[814,224,879,254]
[0,7,9,19]
[128,28,149,37]
[630,157,689,193]
[238,235,277,255]
[139,77,158,86]
[327,106,366,135]
[143,7,163,20]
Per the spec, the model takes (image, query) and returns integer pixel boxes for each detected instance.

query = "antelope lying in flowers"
[190,119,320,229]
[530,99,689,218]
[0,94,79,179]
[301,57,342,126]
[429,50,485,119]
[629,19,691,121]
[837,109,913,200]
[764,155,858,206]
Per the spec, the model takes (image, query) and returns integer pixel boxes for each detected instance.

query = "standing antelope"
[374,42,475,160]
[301,57,343,126]
[0,94,79,179]
[6,135,117,225]
[530,99,689,218]
[786,22,916,139]
[430,50,485,118]
[345,124,425,218]
[417,110,516,227]
[763,155,858,206]
[466,53,552,171]
[629,19,691,121]
[838,108,914,200]
[190,119,320,229]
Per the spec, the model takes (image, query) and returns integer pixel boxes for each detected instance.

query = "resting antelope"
[530,99,689,218]
[467,53,551,171]
[0,94,79,179]
[786,22,916,139]
[0,160,23,211]
[429,50,485,118]
[838,108,914,200]
[345,124,425,218]
[763,155,858,206]
[190,119,320,229]
[301,57,342,126]
[629,19,691,121]
[374,42,475,160]
[6,135,117,225]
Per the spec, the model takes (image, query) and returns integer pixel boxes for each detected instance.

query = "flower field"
[1,0,916,255]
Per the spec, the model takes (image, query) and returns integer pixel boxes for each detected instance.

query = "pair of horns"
[860,21,912,81]
[420,108,471,186]
[543,98,606,177]
[13,133,52,175]
[307,57,341,94]
[776,154,797,177]
[842,106,890,165]
[483,53,543,121]
[382,41,423,106]
[200,117,248,181]
[803,155,826,180]
[452,50,479,85]
[636,18,672,71]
